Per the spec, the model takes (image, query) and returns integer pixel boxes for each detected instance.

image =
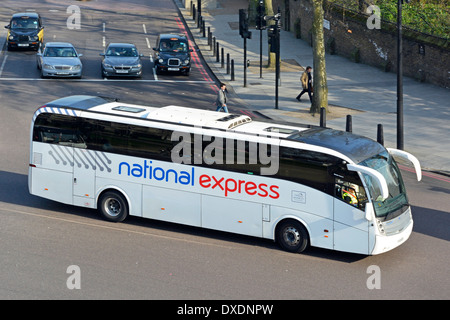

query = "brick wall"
[273,0,449,88]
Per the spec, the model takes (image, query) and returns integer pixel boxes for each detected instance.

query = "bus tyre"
[276,220,309,253]
[99,191,128,222]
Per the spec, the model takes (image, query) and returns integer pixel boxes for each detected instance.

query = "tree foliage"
[328,0,449,39]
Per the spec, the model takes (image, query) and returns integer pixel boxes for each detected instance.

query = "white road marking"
[0,55,8,78]
[0,77,211,83]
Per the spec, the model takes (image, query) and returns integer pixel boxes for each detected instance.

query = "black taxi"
[153,34,192,76]
[5,12,44,50]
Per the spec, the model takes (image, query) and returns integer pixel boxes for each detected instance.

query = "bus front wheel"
[276,220,309,253]
[98,191,128,222]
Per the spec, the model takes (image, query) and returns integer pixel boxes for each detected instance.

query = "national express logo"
[118,132,280,199]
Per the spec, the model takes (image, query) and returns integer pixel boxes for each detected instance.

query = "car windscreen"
[44,47,77,57]
[11,17,39,29]
[159,39,188,53]
[105,47,138,57]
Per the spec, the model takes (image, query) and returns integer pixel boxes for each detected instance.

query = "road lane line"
[0,77,212,83]
[0,55,8,78]
[142,23,147,34]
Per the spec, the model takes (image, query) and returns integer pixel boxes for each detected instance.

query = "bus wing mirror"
[386,148,422,181]
[364,203,374,221]
[347,163,389,201]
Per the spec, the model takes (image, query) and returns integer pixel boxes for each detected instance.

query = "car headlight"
[43,64,54,70]
[158,58,163,63]
[132,64,142,69]
[8,35,15,40]
[72,65,81,71]
[103,63,112,68]
[183,59,190,65]
[33,36,39,41]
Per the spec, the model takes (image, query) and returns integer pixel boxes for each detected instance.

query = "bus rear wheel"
[98,191,128,222]
[276,220,309,253]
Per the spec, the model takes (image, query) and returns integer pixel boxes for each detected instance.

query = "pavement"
[175,0,450,175]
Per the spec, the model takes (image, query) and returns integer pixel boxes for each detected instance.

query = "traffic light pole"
[239,9,251,88]
[258,0,265,79]
[244,36,247,87]
[275,20,280,109]
[260,28,263,79]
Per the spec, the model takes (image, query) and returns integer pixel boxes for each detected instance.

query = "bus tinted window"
[33,113,86,148]
[278,147,340,192]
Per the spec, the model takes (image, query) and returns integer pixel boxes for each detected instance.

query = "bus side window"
[334,178,367,210]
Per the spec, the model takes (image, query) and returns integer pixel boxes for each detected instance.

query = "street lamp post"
[397,0,409,150]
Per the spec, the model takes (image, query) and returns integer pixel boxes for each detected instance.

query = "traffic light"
[267,26,278,53]
[256,3,266,30]
[239,9,252,39]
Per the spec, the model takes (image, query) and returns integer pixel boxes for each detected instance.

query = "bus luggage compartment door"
[201,196,263,237]
[72,149,97,208]
[30,144,74,205]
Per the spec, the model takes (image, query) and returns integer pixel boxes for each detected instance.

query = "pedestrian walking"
[296,66,313,103]
[215,83,229,113]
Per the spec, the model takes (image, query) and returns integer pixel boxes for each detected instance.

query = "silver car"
[100,43,143,78]
[37,42,83,78]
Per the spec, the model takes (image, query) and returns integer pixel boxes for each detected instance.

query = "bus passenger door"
[333,183,369,255]
[72,148,96,208]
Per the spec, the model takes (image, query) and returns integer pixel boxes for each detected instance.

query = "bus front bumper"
[371,220,413,255]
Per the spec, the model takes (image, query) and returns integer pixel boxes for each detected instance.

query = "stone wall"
[273,0,449,88]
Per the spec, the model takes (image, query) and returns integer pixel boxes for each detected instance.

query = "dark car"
[153,34,192,76]
[5,12,44,50]
[100,43,143,78]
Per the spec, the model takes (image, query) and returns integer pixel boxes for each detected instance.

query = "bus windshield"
[359,150,408,220]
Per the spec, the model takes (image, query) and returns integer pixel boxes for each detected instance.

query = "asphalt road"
[0,0,449,302]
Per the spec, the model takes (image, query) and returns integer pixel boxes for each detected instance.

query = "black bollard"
[231,59,235,81]
[346,115,352,132]
[221,48,224,68]
[377,124,384,145]
[208,27,211,46]
[226,53,230,74]
[216,42,219,62]
[320,107,326,127]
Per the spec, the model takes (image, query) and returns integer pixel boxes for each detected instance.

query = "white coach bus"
[29,95,422,255]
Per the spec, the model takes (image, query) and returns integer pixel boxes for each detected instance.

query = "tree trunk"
[310,0,328,114]
[264,0,278,68]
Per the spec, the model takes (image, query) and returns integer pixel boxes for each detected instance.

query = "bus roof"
[41,95,384,163]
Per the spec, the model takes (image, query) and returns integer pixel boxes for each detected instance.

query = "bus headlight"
[377,219,385,235]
